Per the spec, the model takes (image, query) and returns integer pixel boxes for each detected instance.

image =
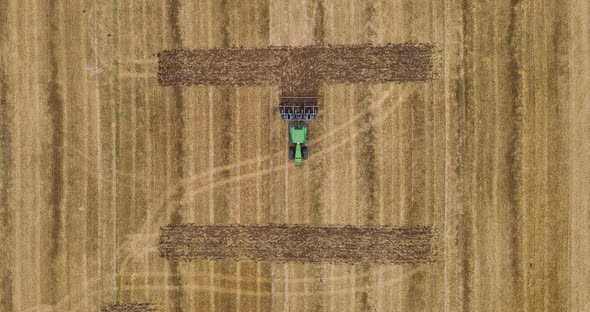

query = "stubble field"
[0,0,588,311]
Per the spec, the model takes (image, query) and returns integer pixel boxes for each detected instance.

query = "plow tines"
[159,224,437,264]
[279,97,318,121]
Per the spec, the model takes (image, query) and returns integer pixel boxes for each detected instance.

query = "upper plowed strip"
[158,44,436,94]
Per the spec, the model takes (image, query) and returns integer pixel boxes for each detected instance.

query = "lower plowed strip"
[159,224,436,264]
[100,303,158,312]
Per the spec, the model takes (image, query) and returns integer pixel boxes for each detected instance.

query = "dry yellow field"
[0,0,588,311]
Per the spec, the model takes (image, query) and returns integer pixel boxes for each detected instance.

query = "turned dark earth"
[157,44,436,95]
[159,224,437,264]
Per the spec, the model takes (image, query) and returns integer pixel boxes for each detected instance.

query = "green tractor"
[280,96,318,167]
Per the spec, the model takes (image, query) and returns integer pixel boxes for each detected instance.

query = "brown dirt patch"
[100,302,158,312]
[159,224,437,264]
[158,44,436,95]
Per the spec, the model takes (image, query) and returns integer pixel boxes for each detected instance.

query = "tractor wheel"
[289,146,295,160]
[302,146,308,160]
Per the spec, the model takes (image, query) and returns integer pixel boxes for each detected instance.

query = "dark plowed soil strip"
[0,1,12,310]
[0,69,11,229]
[47,0,64,304]
[159,224,436,264]
[100,302,158,312]
[158,44,435,95]
[159,48,286,86]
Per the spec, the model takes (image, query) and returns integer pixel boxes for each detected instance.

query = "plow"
[279,96,318,166]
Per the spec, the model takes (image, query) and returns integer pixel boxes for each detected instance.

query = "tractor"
[279,96,318,167]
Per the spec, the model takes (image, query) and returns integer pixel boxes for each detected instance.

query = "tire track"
[219,0,230,49]
[213,87,233,224]
[47,0,64,304]
[374,3,400,310]
[312,0,324,46]
[156,1,169,309]
[505,1,524,310]
[355,86,378,226]
[168,60,185,312]
[461,1,474,310]
[451,5,467,311]
[0,61,14,312]
[61,0,88,307]
[525,1,570,310]
[0,4,12,306]
[122,0,138,303]
[354,3,378,310]
[118,0,146,303]
[166,1,185,311]
[307,110,323,225]
[0,273,12,312]
[211,3,234,310]
[135,2,151,301]
[400,1,433,311]
[491,3,503,311]
[304,6,327,311]
[94,0,117,307]
[167,0,182,49]
[79,2,91,308]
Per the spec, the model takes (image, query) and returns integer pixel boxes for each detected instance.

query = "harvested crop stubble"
[100,302,158,312]
[159,224,437,264]
[158,44,436,95]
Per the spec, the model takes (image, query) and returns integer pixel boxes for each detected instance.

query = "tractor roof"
[289,126,307,144]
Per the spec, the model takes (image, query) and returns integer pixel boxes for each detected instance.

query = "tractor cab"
[279,96,318,166]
